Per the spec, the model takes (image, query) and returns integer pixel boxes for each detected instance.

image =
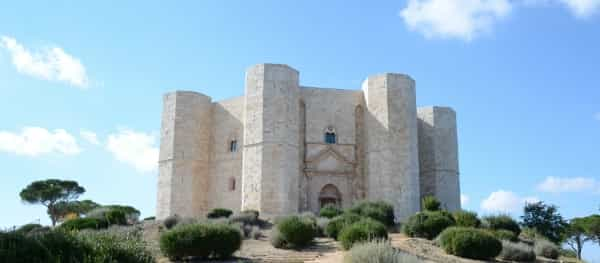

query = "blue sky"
[1,0,599,260]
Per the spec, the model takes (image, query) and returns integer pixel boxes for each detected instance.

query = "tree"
[564,217,594,260]
[520,201,567,244]
[54,199,100,222]
[19,179,85,226]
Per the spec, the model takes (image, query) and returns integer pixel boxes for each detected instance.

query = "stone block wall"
[417,107,461,211]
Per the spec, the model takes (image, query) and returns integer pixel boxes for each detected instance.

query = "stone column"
[241,64,301,218]
[417,107,460,211]
[156,91,212,219]
[362,74,421,222]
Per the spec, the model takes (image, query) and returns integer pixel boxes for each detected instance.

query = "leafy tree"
[520,201,567,244]
[20,179,85,226]
[564,217,595,260]
[422,195,441,211]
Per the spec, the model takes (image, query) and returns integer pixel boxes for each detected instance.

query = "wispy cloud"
[560,0,600,18]
[80,130,100,145]
[0,36,88,88]
[480,190,539,214]
[399,0,512,41]
[0,127,81,156]
[106,129,158,173]
[537,176,600,193]
[461,194,470,206]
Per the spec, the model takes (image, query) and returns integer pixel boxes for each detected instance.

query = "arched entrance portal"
[319,184,341,209]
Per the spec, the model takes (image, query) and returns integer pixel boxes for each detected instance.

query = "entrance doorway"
[319,184,341,209]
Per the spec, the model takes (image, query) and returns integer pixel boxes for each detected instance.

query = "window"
[325,132,336,144]
[229,177,236,191]
[229,140,237,152]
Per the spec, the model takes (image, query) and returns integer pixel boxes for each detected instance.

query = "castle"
[156,63,460,221]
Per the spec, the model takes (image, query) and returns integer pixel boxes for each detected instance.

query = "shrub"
[78,229,154,263]
[349,201,395,227]
[325,213,363,240]
[320,204,342,218]
[207,208,233,219]
[230,211,260,226]
[163,214,180,229]
[242,209,259,219]
[534,238,559,259]
[422,195,441,211]
[160,223,241,260]
[338,218,388,250]
[482,215,521,236]
[60,217,108,231]
[0,231,51,263]
[498,240,535,262]
[270,228,285,248]
[15,223,43,234]
[344,239,423,263]
[492,229,518,242]
[275,216,316,248]
[33,229,92,263]
[452,210,481,228]
[438,227,502,260]
[402,211,455,239]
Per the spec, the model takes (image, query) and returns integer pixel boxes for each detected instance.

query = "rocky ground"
[140,221,574,263]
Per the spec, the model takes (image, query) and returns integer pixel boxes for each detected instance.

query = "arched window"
[228,177,236,191]
[229,140,237,152]
[324,127,336,144]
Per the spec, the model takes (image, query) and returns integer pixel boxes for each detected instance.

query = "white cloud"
[106,129,158,173]
[560,0,600,18]
[80,130,100,145]
[400,0,512,41]
[0,127,81,156]
[0,36,88,88]
[480,190,539,213]
[537,176,600,193]
[461,194,470,206]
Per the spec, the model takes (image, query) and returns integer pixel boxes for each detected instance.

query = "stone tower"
[417,107,461,211]
[362,74,421,221]
[156,91,212,219]
[241,64,301,218]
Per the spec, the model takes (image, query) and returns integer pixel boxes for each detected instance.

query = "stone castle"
[156,63,460,221]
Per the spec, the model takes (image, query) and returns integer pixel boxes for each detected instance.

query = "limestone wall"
[363,74,421,222]
[241,64,301,218]
[417,107,460,211]
[209,96,244,212]
[156,91,212,219]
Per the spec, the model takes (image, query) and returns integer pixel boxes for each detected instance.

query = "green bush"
[344,239,423,263]
[160,223,242,260]
[275,216,316,248]
[482,215,521,236]
[325,213,363,240]
[498,240,535,262]
[534,238,559,259]
[0,231,51,263]
[349,201,395,227]
[230,210,260,226]
[59,217,108,231]
[320,204,342,218]
[438,227,502,260]
[78,229,154,263]
[452,210,481,228]
[338,218,388,250]
[163,214,180,229]
[402,211,455,239]
[105,209,128,225]
[207,208,233,219]
[15,223,43,234]
[33,229,92,263]
[492,229,518,242]
[422,195,441,211]
[270,228,286,249]
[242,210,259,219]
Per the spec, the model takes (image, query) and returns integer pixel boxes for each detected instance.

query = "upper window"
[229,140,238,152]
[228,177,236,191]
[325,132,336,144]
